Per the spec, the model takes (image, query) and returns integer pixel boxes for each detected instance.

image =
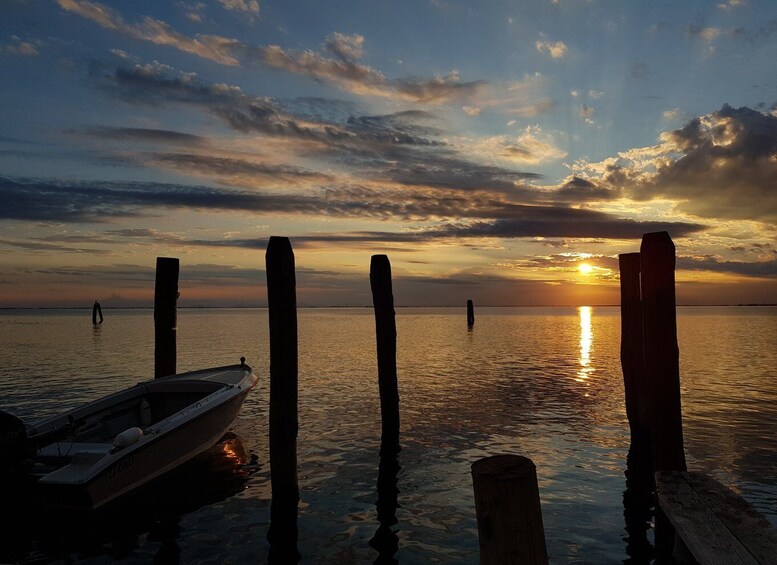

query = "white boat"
[1,361,258,510]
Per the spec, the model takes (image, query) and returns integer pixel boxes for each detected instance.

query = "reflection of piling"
[369,435,400,564]
[265,236,300,563]
[92,301,103,325]
[369,255,400,447]
[640,232,686,474]
[467,299,475,328]
[471,455,548,565]
[154,257,178,379]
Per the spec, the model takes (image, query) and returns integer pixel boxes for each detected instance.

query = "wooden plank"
[685,472,777,564]
[656,471,777,564]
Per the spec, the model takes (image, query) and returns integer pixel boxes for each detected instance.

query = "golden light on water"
[576,306,594,384]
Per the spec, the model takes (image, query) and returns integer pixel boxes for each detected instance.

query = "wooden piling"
[467,299,475,327]
[640,231,686,473]
[618,253,650,451]
[369,254,400,447]
[471,455,548,565]
[154,257,178,379]
[265,236,300,562]
[92,301,103,325]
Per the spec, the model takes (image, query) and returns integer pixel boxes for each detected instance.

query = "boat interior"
[33,379,226,462]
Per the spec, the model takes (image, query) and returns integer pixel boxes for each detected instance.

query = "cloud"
[262,44,486,102]
[58,0,245,65]
[60,1,487,104]
[717,0,745,10]
[94,63,544,195]
[217,0,259,15]
[77,126,207,145]
[500,126,567,164]
[0,175,704,241]
[535,37,568,59]
[579,104,594,124]
[462,105,481,116]
[678,255,776,277]
[572,104,777,222]
[0,37,39,57]
[323,32,364,61]
[147,152,332,187]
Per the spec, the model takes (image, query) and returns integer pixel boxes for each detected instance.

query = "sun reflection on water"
[576,306,594,384]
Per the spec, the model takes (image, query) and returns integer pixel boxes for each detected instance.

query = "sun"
[578,263,594,275]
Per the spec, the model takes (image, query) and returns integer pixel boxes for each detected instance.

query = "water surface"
[0,306,775,563]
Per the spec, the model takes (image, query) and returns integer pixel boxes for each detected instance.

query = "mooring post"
[154,257,178,378]
[265,236,300,563]
[467,299,475,327]
[369,254,400,447]
[92,300,103,325]
[640,232,686,474]
[618,253,651,456]
[471,455,549,565]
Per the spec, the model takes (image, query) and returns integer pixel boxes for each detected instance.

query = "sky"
[1,0,775,307]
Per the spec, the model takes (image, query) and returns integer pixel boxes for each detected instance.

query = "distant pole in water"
[472,455,549,565]
[154,257,179,379]
[640,231,686,474]
[92,300,103,325]
[265,236,300,563]
[467,299,475,327]
[370,254,400,448]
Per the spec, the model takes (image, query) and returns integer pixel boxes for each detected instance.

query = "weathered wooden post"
[619,252,653,559]
[92,300,103,325]
[265,236,300,563]
[370,254,400,447]
[154,257,178,378]
[640,232,686,474]
[471,455,548,565]
[467,299,475,328]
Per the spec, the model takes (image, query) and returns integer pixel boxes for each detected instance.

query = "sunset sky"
[1,0,775,307]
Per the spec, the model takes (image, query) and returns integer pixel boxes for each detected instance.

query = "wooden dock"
[656,471,777,564]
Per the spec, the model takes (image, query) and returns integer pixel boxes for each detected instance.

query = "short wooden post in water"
[154,257,178,378]
[640,231,686,474]
[370,254,400,447]
[472,455,549,565]
[265,236,300,563]
[92,300,103,325]
[467,299,475,327]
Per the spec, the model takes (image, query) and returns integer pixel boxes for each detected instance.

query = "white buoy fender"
[114,427,143,449]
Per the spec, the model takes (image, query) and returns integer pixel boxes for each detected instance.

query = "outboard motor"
[0,411,28,473]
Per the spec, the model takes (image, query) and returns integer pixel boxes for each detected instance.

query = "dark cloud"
[95,63,542,195]
[78,126,207,146]
[677,255,777,277]
[148,153,332,186]
[580,104,777,222]
[555,176,617,202]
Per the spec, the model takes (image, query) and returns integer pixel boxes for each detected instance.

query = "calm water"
[0,306,775,563]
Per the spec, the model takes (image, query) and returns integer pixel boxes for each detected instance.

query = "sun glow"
[578,263,593,275]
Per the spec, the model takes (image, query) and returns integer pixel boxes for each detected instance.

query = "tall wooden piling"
[369,254,400,447]
[154,257,178,379]
[467,299,475,327]
[471,455,548,565]
[618,253,650,452]
[265,236,300,562]
[640,231,686,473]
